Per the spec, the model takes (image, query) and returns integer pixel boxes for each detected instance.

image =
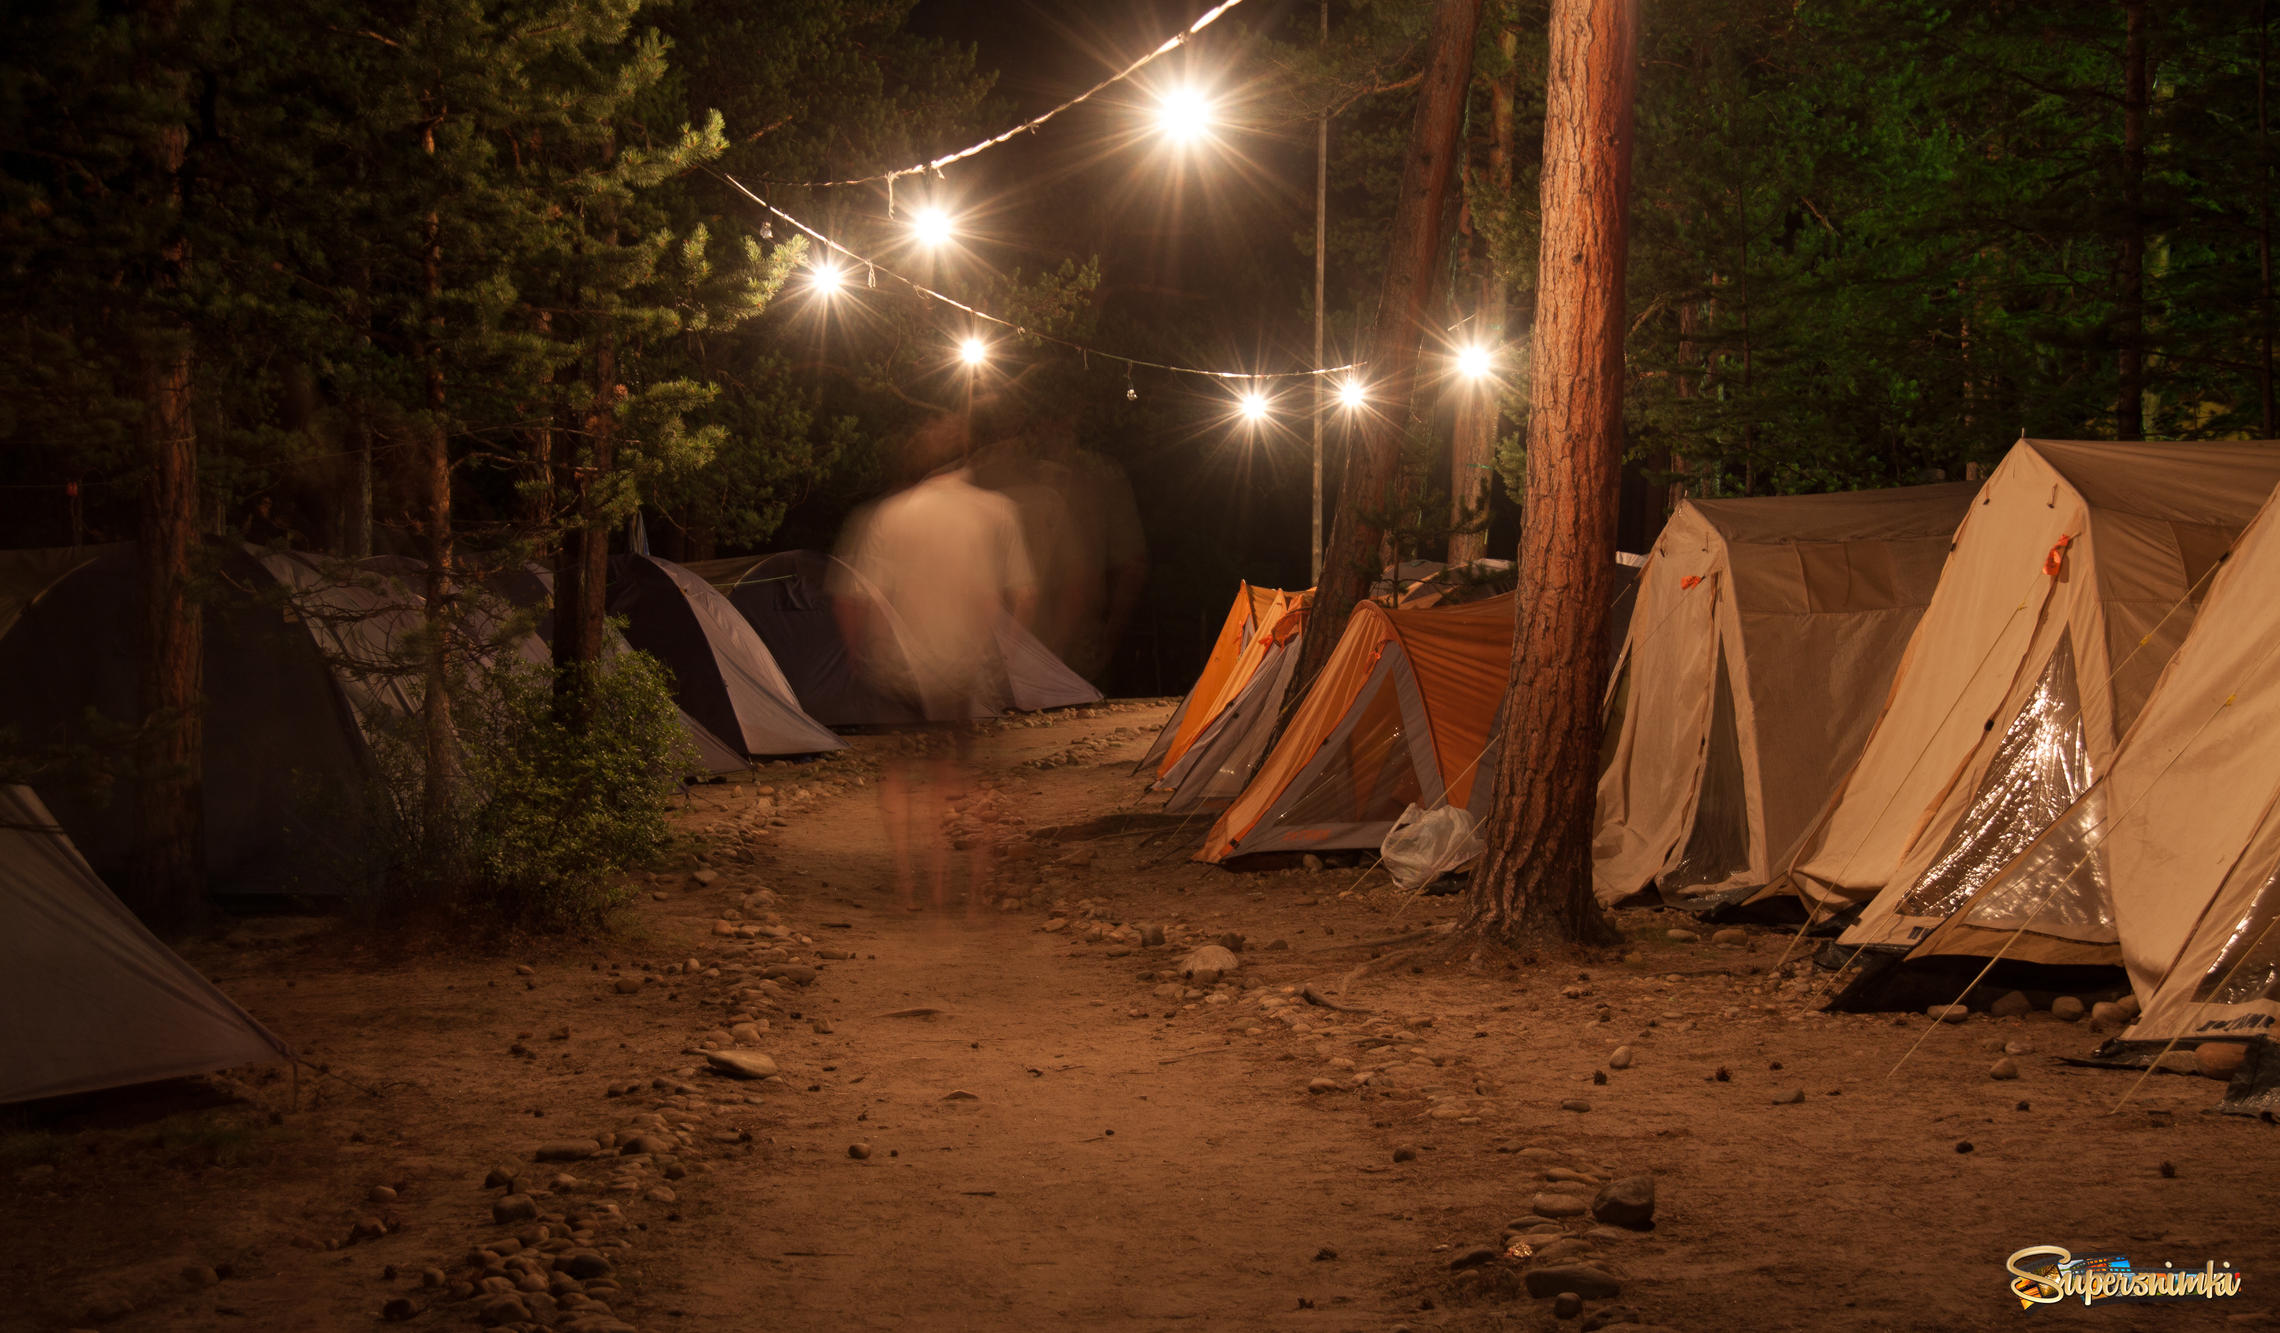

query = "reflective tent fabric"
[0,784,290,1103]
[1199,595,1514,862]
[996,615,1104,712]
[1761,439,2280,956]
[605,555,843,758]
[0,544,379,896]
[1592,483,1974,905]
[1915,481,2280,987]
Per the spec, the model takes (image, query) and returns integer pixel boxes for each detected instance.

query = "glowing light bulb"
[811,258,845,295]
[913,207,954,248]
[1157,87,1214,145]
[959,335,988,367]
[1239,388,1269,423]
[1457,343,1494,380]
[1337,378,1366,410]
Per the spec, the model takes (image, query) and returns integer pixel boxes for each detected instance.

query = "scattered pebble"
[1990,1057,2019,1081]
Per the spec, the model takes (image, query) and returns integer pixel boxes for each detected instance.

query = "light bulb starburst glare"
[1337,378,1366,410]
[959,336,988,367]
[810,258,845,295]
[1239,388,1269,423]
[1457,343,1495,380]
[1157,87,1213,145]
[913,207,954,249]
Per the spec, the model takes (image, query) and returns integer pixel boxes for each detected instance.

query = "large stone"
[1530,1193,1590,1219]
[1525,1265,1623,1300]
[1553,1292,1586,1319]
[1710,928,1747,947]
[1607,1046,1633,1071]
[1591,1175,1656,1229]
[2196,1042,2249,1081]
[761,964,818,987]
[492,1194,539,1224]
[476,1294,532,1327]
[533,1141,599,1162]
[1926,1004,1969,1024]
[2051,996,2086,1022]
[556,1250,613,1280]
[1989,990,2032,1019]
[1989,1057,2020,1081]
[705,1050,780,1080]
[2115,993,2143,1021]
[1179,945,1241,986]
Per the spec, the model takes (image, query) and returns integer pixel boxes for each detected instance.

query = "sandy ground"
[5,700,2279,1333]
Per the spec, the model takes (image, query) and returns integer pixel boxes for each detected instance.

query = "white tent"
[1594,483,1975,904]
[1759,439,2280,954]
[0,785,289,1103]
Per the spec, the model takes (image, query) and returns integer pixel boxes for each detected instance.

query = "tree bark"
[1449,25,1519,567]
[2260,0,2275,436]
[1466,0,1637,949]
[1288,0,1483,699]
[2117,0,2147,440]
[419,117,456,838]
[133,5,202,928]
[552,338,616,729]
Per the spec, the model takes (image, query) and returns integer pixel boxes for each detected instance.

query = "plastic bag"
[1380,802,1485,892]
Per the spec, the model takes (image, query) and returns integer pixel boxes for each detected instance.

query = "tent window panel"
[1958,783,2114,936]
[2173,521,2240,604]
[2196,864,2280,1005]
[1898,633,2093,920]
[1663,643,1750,889]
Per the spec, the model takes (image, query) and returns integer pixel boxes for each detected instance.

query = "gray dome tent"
[604,555,843,757]
[0,784,289,1103]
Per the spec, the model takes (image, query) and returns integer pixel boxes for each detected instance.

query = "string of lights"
[715,170,1380,408]
[760,0,1250,191]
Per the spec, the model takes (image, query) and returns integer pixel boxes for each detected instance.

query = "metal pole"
[1311,0,1329,586]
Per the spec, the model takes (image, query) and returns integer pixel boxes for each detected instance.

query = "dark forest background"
[5,0,2273,697]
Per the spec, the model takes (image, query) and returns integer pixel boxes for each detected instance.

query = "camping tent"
[605,555,843,758]
[1906,480,2280,997]
[0,544,386,895]
[0,783,290,1103]
[1199,594,1514,862]
[684,550,1100,724]
[487,564,747,776]
[1154,593,1308,813]
[1593,483,1976,904]
[1141,582,1295,777]
[1758,439,2280,954]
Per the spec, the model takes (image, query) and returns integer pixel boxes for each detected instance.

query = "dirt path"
[5,702,2279,1332]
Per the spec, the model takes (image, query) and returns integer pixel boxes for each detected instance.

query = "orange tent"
[1154,593,1311,811]
[1199,594,1514,862]
[1141,582,1302,778]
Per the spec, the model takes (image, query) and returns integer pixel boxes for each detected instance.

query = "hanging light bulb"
[958,335,988,367]
[810,257,845,295]
[1239,386,1270,423]
[913,206,954,249]
[1156,87,1214,145]
[1457,343,1495,380]
[1337,377,1366,410]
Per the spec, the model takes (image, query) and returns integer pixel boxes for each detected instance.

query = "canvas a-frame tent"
[1154,593,1309,813]
[1,784,290,1104]
[1199,594,1513,863]
[1757,439,2280,955]
[1907,481,2280,1013]
[1141,582,1296,777]
[1593,483,1975,905]
[605,554,844,758]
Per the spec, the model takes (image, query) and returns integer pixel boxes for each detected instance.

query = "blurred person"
[833,409,1036,911]
[971,408,1147,684]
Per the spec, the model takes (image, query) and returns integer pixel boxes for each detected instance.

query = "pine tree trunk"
[1449,26,1519,568]
[552,340,616,729]
[418,123,455,838]
[133,15,202,927]
[2117,0,2147,440]
[1288,0,1483,699]
[2260,0,2275,436]
[1467,0,1637,950]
